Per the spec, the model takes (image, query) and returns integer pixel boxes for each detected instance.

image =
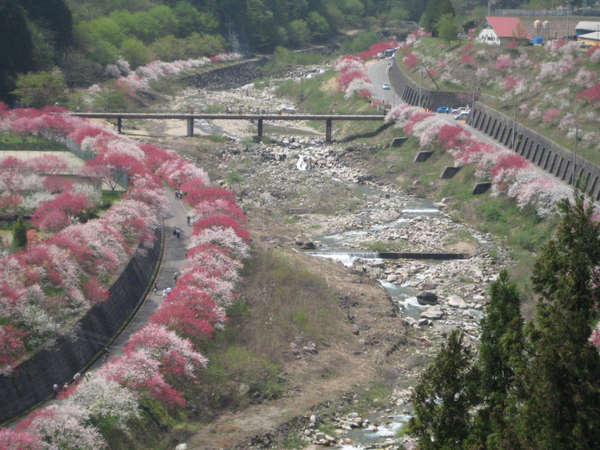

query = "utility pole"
[573,125,579,187]
[418,68,423,107]
[512,101,518,151]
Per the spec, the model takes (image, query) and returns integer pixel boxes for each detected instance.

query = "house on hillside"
[575,21,600,37]
[476,17,531,45]
[578,31,600,46]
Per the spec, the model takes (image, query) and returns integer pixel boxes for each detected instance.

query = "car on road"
[451,106,468,114]
[454,111,470,121]
[437,106,450,113]
[382,83,391,90]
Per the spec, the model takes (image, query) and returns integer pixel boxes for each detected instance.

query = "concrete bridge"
[71,112,385,143]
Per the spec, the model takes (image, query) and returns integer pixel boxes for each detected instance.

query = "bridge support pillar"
[186,117,194,137]
[325,119,332,143]
[117,117,122,134]
[257,118,263,141]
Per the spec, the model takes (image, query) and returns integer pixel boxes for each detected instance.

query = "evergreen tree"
[409,329,477,448]
[12,216,27,248]
[0,0,33,103]
[517,194,600,448]
[436,13,458,43]
[469,270,524,448]
[420,0,455,35]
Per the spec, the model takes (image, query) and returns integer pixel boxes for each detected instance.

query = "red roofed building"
[477,17,531,45]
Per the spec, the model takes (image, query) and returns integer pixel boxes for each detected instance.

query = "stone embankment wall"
[182,59,267,90]
[0,228,163,424]
[388,59,600,199]
[467,103,600,200]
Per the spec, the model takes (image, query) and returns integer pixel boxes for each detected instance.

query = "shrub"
[12,69,67,108]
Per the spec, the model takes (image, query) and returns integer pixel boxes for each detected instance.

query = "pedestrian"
[73,372,81,383]
[63,382,69,390]
[53,384,59,397]
[187,215,191,226]
[174,272,179,282]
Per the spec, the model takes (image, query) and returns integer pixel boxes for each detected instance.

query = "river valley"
[124,69,510,449]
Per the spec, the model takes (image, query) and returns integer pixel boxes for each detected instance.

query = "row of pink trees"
[385,104,573,218]
[334,55,374,99]
[0,104,249,447]
[0,105,169,374]
[88,53,243,103]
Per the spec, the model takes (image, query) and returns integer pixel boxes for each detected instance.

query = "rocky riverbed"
[138,75,511,448]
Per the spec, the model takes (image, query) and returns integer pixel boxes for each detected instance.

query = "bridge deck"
[70,112,386,142]
[71,112,385,121]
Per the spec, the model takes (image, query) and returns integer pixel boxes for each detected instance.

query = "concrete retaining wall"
[0,228,163,424]
[388,59,473,110]
[388,59,600,199]
[467,103,600,200]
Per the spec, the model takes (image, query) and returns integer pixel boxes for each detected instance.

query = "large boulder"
[421,305,444,320]
[447,294,467,308]
[417,291,438,305]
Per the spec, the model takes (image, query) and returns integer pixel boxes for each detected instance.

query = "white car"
[382,83,391,90]
[454,111,470,121]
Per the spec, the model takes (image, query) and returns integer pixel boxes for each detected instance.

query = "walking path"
[93,187,191,366]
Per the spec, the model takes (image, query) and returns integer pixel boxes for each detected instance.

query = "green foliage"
[225,170,243,184]
[0,132,68,150]
[517,194,600,448]
[0,0,33,102]
[150,35,186,61]
[262,47,325,74]
[92,82,129,111]
[409,329,477,448]
[209,346,284,401]
[12,68,67,108]
[288,19,311,47]
[174,1,218,37]
[307,11,330,40]
[471,271,524,448]
[120,37,151,69]
[341,31,380,54]
[420,0,455,35]
[12,216,27,248]
[436,13,458,42]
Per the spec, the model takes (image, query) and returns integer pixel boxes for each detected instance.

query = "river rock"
[421,305,444,320]
[447,295,467,308]
[416,292,438,305]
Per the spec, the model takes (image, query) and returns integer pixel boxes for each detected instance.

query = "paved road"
[367,59,403,108]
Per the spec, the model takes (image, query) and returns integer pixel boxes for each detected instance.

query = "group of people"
[175,189,185,199]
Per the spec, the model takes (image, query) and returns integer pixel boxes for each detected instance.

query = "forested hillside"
[0,0,416,104]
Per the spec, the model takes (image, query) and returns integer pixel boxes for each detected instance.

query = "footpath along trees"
[0,103,251,447]
[409,193,600,447]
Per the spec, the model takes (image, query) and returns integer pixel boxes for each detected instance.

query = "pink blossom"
[542,108,562,124]
[495,55,513,72]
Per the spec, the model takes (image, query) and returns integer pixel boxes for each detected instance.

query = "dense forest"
[2,0,509,104]
[0,0,422,103]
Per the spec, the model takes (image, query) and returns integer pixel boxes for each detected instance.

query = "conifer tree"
[518,194,600,448]
[12,216,27,248]
[469,270,524,448]
[420,0,455,35]
[409,329,477,448]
